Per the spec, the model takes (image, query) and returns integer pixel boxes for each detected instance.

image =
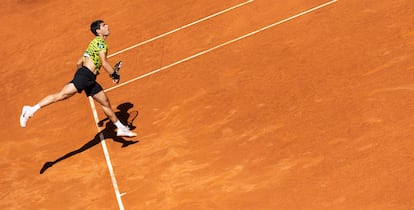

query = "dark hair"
[90,20,104,36]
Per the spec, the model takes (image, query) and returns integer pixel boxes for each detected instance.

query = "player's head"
[90,20,109,36]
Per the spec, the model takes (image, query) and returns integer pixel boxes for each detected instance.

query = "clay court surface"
[1,0,414,209]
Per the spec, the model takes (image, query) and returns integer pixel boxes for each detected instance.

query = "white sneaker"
[20,106,33,128]
[117,126,137,137]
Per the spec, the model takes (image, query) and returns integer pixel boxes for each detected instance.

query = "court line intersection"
[88,1,338,209]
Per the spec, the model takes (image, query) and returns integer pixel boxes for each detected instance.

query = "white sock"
[114,120,125,129]
[31,104,41,115]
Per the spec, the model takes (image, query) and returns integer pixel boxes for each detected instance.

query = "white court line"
[108,0,254,58]
[106,0,338,92]
[88,97,125,210]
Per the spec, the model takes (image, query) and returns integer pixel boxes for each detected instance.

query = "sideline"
[108,0,254,58]
[105,0,339,92]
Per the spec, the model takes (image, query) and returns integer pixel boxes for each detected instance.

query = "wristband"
[111,71,120,80]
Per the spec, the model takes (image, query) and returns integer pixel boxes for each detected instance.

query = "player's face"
[99,22,110,36]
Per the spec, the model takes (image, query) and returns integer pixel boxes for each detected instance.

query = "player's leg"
[20,83,78,128]
[92,90,137,137]
[38,83,78,107]
[92,90,118,123]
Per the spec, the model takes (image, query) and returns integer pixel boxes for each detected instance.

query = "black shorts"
[70,66,103,96]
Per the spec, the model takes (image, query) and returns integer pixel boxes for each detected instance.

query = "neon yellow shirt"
[84,36,108,71]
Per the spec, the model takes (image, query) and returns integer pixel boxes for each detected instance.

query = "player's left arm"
[76,57,84,69]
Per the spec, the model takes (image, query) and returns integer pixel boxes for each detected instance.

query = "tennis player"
[20,20,136,137]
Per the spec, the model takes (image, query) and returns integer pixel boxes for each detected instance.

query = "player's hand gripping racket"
[111,61,122,84]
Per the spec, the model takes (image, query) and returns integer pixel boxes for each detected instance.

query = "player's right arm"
[99,51,120,84]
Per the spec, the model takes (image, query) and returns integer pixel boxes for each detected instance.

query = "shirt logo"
[97,43,105,49]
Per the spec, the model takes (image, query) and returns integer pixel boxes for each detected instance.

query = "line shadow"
[40,102,139,174]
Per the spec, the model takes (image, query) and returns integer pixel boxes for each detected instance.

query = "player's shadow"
[40,102,139,174]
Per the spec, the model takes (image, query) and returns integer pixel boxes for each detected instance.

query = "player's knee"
[100,100,111,108]
[56,92,71,101]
